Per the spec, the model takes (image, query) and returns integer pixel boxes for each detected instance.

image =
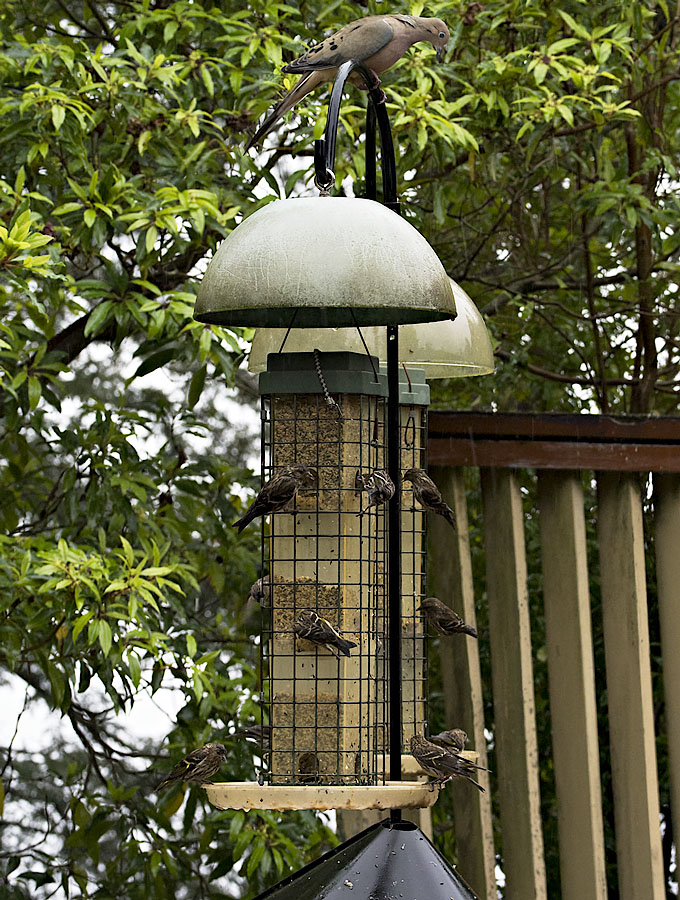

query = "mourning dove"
[245,14,449,150]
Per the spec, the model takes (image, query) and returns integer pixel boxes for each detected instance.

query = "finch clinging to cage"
[410,734,485,791]
[294,610,357,657]
[155,742,227,791]
[355,468,395,516]
[419,597,478,638]
[248,575,270,606]
[402,468,456,529]
[233,465,317,533]
[429,728,468,753]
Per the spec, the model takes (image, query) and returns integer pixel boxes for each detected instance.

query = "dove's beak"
[436,46,447,62]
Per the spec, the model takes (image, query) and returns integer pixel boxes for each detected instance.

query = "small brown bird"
[429,728,468,753]
[402,468,456,529]
[356,468,395,516]
[246,15,450,150]
[155,742,227,791]
[248,575,270,606]
[410,734,485,791]
[297,751,321,784]
[233,465,317,533]
[419,597,477,638]
[294,610,357,658]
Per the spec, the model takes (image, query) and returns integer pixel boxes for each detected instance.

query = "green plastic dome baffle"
[248,280,494,379]
[251,819,479,900]
[193,198,456,328]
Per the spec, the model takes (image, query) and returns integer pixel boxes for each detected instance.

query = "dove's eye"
[439,31,446,38]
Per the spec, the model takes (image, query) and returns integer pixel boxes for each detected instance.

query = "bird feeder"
[194,57,490,899]
[196,208,452,808]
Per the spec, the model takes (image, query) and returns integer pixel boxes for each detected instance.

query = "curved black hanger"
[313,60,400,213]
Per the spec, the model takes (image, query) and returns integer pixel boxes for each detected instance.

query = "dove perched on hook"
[245,14,449,150]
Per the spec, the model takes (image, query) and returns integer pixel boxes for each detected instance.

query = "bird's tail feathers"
[440,503,456,529]
[337,637,358,657]
[232,507,257,533]
[245,73,317,151]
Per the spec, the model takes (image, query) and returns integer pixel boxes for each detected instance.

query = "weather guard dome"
[193,197,456,328]
[248,279,494,378]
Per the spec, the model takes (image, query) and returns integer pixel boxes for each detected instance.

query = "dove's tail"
[245,71,321,151]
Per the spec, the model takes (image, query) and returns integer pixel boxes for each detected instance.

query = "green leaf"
[186,633,197,658]
[247,840,265,877]
[27,376,41,410]
[230,810,245,839]
[84,301,113,337]
[84,208,96,228]
[127,652,141,688]
[133,348,176,378]
[51,105,65,130]
[98,619,112,656]
[188,365,206,409]
[201,65,214,96]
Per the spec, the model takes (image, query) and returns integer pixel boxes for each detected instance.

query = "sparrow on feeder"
[233,465,317,532]
[155,742,227,791]
[402,468,456,529]
[410,734,485,792]
[294,610,357,658]
[429,728,468,753]
[419,597,477,638]
[355,468,395,516]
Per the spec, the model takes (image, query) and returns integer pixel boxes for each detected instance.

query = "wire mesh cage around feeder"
[256,351,429,791]
[260,352,387,786]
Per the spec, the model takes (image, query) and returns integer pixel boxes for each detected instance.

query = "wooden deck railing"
[427,412,680,900]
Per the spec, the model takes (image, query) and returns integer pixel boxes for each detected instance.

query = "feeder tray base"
[203,780,440,811]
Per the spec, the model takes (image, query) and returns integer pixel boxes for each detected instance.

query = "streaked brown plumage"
[155,742,227,791]
[248,575,270,606]
[294,610,357,658]
[419,597,477,638]
[233,465,317,533]
[410,734,485,791]
[356,468,395,516]
[245,15,449,150]
[429,728,468,753]
[402,468,456,529]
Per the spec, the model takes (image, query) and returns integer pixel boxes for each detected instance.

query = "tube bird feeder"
[194,56,490,899]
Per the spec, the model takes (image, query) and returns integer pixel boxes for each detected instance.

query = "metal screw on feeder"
[194,57,485,900]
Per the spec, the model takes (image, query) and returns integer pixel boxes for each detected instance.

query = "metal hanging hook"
[314,60,399,210]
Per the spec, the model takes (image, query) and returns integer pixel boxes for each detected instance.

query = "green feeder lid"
[194,198,456,328]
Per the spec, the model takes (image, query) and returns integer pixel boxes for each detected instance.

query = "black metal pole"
[365,101,377,201]
[314,59,404,824]
[387,324,402,824]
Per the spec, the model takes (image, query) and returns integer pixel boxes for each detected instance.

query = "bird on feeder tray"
[294,610,357,658]
[245,14,450,150]
[155,742,227,791]
[232,465,317,533]
[402,468,456,529]
[429,728,468,753]
[410,734,485,792]
[419,597,478,638]
[355,468,395,516]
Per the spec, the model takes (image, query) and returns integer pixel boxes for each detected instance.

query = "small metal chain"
[313,349,342,417]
